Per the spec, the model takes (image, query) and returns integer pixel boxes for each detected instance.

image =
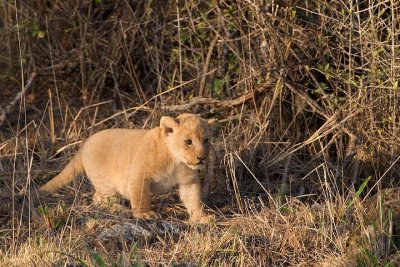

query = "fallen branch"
[0,72,37,127]
[163,82,270,111]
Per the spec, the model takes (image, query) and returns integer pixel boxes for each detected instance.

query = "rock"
[97,221,183,243]
[98,222,153,242]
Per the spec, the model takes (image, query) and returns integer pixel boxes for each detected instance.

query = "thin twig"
[0,72,37,127]
[199,35,219,97]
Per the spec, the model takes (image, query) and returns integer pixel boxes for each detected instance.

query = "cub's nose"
[197,156,206,164]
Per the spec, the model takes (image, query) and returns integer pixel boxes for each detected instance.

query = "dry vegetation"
[1,0,400,266]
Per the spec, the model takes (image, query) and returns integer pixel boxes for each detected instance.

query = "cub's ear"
[160,116,179,135]
[207,118,218,125]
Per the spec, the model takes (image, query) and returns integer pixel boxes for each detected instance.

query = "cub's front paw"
[133,210,158,220]
[190,213,216,224]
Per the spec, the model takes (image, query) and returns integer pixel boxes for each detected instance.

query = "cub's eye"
[204,138,209,144]
[185,139,193,146]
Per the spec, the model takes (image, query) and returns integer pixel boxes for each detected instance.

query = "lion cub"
[40,113,217,223]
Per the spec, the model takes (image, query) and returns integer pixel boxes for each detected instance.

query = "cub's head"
[160,113,217,170]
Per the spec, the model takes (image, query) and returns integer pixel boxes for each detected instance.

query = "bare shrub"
[1,0,399,265]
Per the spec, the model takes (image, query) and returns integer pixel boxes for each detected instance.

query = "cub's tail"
[40,149,84,193]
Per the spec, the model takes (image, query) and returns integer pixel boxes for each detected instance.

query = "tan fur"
[40,114,217,223]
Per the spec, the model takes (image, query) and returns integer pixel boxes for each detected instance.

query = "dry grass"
[1,0,400,266]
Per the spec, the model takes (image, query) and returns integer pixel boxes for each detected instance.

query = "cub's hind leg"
[91,183,124,213]
[129,178,157,220]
